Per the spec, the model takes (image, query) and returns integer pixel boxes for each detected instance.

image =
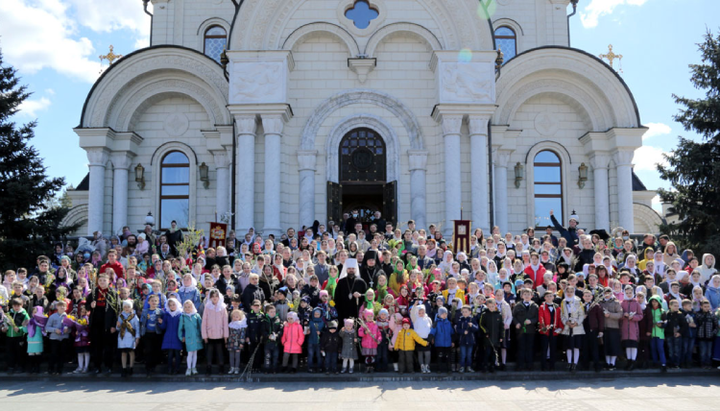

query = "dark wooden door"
[327,181,342,225]
[383,180,397,226]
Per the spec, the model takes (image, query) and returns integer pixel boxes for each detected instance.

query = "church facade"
[65,0,663,237]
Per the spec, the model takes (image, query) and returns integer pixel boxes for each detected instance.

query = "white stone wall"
[125,96,217,231]
[504,93,595,233]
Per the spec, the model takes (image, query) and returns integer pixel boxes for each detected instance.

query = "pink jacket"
[388,313,404,349]
[620,299,644,342]
[201,303,229,340]
[359,321,380,349]
[281,322,305,353]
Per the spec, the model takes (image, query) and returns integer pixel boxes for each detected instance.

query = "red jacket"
[100,260,124,280]
[538,302,563,335]
[524,264,547,289]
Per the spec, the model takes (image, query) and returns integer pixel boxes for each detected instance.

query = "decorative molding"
[261,115,285,136]
[589,154,611,170]
[164,112,190,137]
[110,152,135,170]
[282,22,360,56]
[613,150,634,166]
[300,89,425,150]
[84,48,229,128]
[534,112,559,136]
[438,114,463,136]
[235,115,258,136]
[364,22,443,56]
[348,58,376,83]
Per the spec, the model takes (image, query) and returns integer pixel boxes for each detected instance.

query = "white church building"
[64,0,663,237]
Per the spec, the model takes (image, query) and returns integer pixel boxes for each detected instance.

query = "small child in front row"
[26,306,47,374]
[320,320,341,374]
[695,299,718,368]
[339,318,358,373]
[178,300,204,376]
[45,300,70,375]
[73,304,91,374]
[227,309,247,375]
[281,311,304,373]
[117,300,140,378]
[394,317,428,374]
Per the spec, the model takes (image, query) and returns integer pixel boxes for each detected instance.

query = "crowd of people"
[1,210,719,378]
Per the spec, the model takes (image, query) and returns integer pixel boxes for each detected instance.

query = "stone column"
[235,116,257,233]
[590,154,611,231]
[614,150,635,232]
[297,150,317,229]
[408,150,429,230]
[110,152,134,234]
[494,149,513,234]
[86,148,109,236]
[469,116,490,232]
[261,115,285,237]
[212,150,231,219]
[439,114,463,236]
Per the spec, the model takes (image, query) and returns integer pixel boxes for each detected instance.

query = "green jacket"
[649,295,666,339]
[5,308,30,338]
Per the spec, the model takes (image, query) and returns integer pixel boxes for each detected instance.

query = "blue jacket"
[454,316,478,347]
[308,315,325,345]
[177,287,202,309]
[159,311,183,350]
[140,308,164,336]
[429,317,454,348]
[705,286,720,311]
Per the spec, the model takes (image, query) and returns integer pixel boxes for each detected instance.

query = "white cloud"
[0,0,150,83]
[633,145,668,171]
[643,122,672,140]
[19,96,52,117]
[581,0,649,28]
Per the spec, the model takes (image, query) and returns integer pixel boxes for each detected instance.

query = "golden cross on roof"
[599,44,623,72]
[99,45,123,65]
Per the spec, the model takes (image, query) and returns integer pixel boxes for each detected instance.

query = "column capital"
[110,152,135,170]
[612,149,634,167]
[494,149,514,168]
[468,116,491,135]
[86,148,110,167]
[297,150,317,171]
[234,115,258,136]
[261,115,286,136]
[408,150,429,171]
[211,150,231,169]
[589,153,611,170]
[434,114,463,136]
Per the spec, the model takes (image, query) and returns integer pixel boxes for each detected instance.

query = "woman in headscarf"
[698,254,717,285]
[437,251,455,277]
[662,242,681,267]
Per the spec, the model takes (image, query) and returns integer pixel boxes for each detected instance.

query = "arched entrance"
[327,128,396,228]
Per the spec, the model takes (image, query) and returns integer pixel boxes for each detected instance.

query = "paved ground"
[1,377,718,411]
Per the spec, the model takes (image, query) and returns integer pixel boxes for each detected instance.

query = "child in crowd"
[117,299,140,378]
[394,317,428,373]
[262,304,283,374]
[45,300,70,375]
[178,300,203,376]
[227,309,247,375]
[320,320,341,374]
[161,297,183,375]
[281,311,304,373]
[140,294,164,376]
[339,318,358,373]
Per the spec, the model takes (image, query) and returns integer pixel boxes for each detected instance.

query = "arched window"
[160,151,190,229]
[204,26,227,63]
[533,150,563,227]
[495,26,517,63]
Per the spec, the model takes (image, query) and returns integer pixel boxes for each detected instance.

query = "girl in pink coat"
[358,309,381,372]
[620,285,644,370]
[281,312,305,373]
[202,289,229,375]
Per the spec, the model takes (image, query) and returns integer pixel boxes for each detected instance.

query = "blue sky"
[1,0,718,212]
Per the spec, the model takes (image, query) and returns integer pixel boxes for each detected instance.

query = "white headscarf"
[165,297,182,317]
